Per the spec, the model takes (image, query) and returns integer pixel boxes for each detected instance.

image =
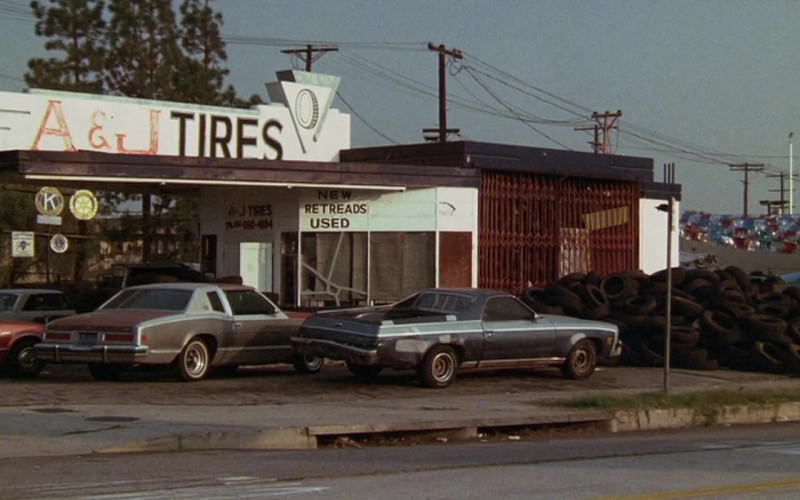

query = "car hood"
[46,310,179,331]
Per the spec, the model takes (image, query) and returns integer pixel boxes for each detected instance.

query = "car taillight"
[45,333,71,341]
[104,333,134,342]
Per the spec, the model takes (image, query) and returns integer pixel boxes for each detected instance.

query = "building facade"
[0,70,679,308]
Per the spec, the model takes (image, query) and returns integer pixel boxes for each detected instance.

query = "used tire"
[7,338,43,378]
[177,338,211,381]
[292,355,324,374]
[417,345,458,388]
[561,339,597,380]
[346,361,383,379]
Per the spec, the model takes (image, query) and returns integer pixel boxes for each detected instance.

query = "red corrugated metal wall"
[479,171,640,294]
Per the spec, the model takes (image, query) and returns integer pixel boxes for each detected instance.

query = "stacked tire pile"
[520,266,800,375]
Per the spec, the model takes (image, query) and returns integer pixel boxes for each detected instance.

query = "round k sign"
[35,186,64,216]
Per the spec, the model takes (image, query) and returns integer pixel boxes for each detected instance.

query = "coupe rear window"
[224,290,276,315]
[411,292,474,314]
[102,289,192,311]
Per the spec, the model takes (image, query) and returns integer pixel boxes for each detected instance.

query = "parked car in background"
[292,288,621,388]
[0,289,75,323]
[0,319,45,378]
[35,283,323,381]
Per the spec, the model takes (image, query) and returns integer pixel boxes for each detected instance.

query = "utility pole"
[575,110,621,154]
[790,132,794,213]
[280,44,338,72]
[424,42,462,143]
[766,172,788,214]
[729,163,765,218]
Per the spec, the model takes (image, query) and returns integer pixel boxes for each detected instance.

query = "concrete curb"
[100,428,318,453]
[94,404,800,454]
[610,402,800,432]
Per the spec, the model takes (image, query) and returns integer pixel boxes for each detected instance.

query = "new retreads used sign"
[0,71,349,162]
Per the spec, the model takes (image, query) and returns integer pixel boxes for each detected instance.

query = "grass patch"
[561,388,800,412]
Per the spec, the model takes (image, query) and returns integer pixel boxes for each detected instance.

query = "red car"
[0,319,45,378]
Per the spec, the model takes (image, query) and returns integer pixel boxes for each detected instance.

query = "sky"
[1,0,799,216]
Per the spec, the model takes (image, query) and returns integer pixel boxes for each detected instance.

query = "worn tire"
[292,355,324,374]
[88,363,122,381]
[750,341,788,374]
[417,345,458,388]
[601,273,639,304]
[177,338,211,381]
[7,338,43,378]
[700,310,745,348]
[649,267,686,286]
[561,339,597,380]
[544,283,583,313]
[346,361,383,379]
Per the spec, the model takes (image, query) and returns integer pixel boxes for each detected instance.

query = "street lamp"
[790,132,794,214]
[656,197,675,393]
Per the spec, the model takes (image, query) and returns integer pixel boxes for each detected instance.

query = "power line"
[335,91,398,144]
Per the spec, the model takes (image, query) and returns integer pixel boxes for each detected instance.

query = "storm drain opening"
[316,420,610,448]
[84,416,140,423]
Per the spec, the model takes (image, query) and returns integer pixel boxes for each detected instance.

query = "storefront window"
[298,232,435,307]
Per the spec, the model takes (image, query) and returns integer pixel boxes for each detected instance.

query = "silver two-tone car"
[35,283,323,381]
[292,288,621,388]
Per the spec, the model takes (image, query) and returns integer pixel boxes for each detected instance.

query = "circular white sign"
[50,233,69,254]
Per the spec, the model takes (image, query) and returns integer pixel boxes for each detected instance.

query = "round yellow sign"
[69,189,99,220]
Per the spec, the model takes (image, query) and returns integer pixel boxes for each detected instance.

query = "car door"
[480,296,556,361]
[224,290,295,365]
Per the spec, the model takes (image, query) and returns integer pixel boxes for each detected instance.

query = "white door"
[239,242,273,292]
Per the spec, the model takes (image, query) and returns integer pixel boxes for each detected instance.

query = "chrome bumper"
[34,343,148,364]
[291,337,380,365]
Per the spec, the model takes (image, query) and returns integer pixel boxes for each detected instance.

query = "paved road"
[2,362,799,458]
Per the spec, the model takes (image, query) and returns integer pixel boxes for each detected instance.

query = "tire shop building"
[0,70,680,309]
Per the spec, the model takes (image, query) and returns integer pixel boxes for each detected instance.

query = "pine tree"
[104,0,184,100]
[176,0,229,105]
[25,0,106,92]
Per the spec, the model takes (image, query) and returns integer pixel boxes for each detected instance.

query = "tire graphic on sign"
[295,89,319,130]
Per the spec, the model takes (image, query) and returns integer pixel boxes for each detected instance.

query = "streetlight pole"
[656,197,675,393]
[790,132,794,214]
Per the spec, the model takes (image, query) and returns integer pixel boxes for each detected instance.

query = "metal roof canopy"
[0,149,481,196]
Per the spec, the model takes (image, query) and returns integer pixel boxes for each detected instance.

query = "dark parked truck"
[35,282,322,381]
[292,288,621,388]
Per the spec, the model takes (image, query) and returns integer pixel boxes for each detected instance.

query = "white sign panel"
[11,231,34,257]
[300,189,369,231]
[0,70,349,162]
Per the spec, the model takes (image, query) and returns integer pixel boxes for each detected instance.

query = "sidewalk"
[2,367,799,458]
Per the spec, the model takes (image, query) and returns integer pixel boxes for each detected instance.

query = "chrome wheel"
[293,355,324,374]
[562,339,597,380]
[178,339,210,381]
[418,345,458,388]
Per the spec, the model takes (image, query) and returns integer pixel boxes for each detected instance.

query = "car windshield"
[0,293,19,312]
[102,289,192,311]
